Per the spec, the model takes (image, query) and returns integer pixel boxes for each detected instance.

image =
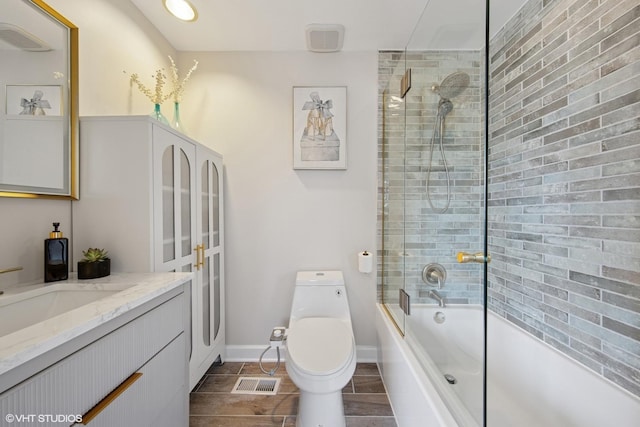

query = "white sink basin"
[0,283,129,338]
[0,273,192,385]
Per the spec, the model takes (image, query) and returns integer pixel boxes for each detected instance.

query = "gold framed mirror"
[0,0,78,199]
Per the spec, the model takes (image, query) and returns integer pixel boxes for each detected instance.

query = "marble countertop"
[0,272,191,380]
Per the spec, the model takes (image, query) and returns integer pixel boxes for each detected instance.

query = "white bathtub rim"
[380,302,640,427]
[404,304,640,406]
[377,303,461,427]
[404,331,481,427]
[402,304,484,426]
[406,303,484,374]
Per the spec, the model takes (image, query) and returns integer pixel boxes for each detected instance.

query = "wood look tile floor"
[189,362,397,427]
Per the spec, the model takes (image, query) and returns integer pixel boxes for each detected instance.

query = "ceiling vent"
[0,23,51,51]
[305,24,345,53]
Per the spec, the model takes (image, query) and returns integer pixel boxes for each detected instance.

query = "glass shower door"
[401,46,486,426]
[380,50,410,335]
[379,0,488,425]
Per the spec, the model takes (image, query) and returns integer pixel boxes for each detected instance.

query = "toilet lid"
[287,317,354,376]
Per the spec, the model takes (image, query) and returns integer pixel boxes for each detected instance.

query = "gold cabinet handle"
[194,244,201,270]
[457,251,491,263]
[194,245,200,270]
[194,244,204,270]
[0,266,23,274]
[81,372,142,424]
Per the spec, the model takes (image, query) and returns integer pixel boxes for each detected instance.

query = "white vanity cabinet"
[0,289,188,427]
[74,116,225,390]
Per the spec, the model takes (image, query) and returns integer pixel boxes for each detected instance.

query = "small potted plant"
[77,248,110,279]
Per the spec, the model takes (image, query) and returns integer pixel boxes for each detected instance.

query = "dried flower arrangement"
[168,55,198,102]
[128,68,174,104]
[125,56,198,105]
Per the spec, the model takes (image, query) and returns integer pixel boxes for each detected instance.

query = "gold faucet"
[456,252,491,263]
[0,266,23,295]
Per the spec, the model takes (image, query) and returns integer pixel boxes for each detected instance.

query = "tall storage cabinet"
[74,116,224,390]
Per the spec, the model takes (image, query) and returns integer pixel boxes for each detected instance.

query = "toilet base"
[296,389,346,427]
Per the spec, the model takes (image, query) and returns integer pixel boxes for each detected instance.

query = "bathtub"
[376,303,640,427]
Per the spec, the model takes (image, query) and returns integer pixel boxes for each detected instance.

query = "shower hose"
[426,111,451,214]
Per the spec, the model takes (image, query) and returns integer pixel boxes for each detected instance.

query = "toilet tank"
[290,271,351,322]
[296,271,344,286]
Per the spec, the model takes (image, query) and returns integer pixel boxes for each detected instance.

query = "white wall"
[0,2,380,353]
[178,51,379,351]
[47,0,178,116]
[0,0,176,291]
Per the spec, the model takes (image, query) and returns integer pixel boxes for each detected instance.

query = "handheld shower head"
[438,99,453,116]
[432,71,470,100]
[426,72,469,214]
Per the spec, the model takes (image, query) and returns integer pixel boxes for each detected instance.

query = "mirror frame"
[0,0,79,200]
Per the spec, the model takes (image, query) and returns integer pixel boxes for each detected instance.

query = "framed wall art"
[293,86,346,169]
[5,84,62,116]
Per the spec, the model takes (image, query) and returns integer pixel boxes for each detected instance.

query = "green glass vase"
[171,101,186,133]
[150,103,169,125]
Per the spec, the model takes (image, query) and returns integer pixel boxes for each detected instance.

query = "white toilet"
[285,271,357,427]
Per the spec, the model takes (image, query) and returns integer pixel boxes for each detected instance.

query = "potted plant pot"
[77,259,110,279]
[77,248,111,279]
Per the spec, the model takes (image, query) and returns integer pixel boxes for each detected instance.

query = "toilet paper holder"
[358,250,373,274]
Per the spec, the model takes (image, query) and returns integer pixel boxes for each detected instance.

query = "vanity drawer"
[82,333,187,426]
[0,293,186,423]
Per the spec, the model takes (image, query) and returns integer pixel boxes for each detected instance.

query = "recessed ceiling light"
[163,0,198,22]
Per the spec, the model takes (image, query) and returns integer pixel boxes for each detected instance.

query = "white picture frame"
[5,84,62,116]
[293,86,347,170]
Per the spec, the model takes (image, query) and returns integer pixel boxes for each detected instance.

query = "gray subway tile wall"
[488,0,640,397]
[377,50,485,307]
[377,0,640,400]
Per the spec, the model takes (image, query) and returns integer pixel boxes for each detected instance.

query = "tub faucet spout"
[428,290,446,307]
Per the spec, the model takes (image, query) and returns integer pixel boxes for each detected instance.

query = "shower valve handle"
[457,251,491,264]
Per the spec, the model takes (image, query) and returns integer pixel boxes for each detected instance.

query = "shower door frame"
[378,2,491,424]
[380,87,407,337]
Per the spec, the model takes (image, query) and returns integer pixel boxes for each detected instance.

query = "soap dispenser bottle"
[45,222,68,282]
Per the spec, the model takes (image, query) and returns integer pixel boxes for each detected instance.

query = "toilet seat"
[287,317,354,376]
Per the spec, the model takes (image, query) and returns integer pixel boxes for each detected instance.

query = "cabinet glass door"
[201,160,211,346]
[161,148,175,263]
[190,147,224,388]
[153,126,196,273]
[199,155,222,346]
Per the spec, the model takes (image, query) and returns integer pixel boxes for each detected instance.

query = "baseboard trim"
[225,345,377,363]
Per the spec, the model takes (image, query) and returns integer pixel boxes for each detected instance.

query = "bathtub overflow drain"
[444,374,457,385]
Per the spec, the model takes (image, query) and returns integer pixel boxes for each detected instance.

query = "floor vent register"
[231,377,281,395]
